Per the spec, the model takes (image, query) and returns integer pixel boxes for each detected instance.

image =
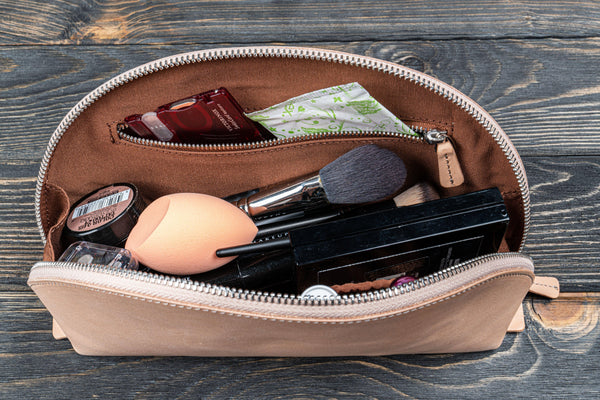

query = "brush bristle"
[392,182,440,207]
[319,144,407,204]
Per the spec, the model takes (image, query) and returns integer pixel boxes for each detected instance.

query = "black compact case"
[198,188,509,294]
[291,188,509,291]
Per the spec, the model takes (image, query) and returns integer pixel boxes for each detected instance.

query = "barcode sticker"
[72,189,131,219]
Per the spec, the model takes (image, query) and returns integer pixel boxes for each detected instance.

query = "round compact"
[63,183,146,247]
[300,284,338,299]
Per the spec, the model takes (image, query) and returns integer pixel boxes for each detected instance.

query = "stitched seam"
[42,184,62,236]
[30,272,532,325]
[443,153,455,184]
[400,118,453,130]
[532,282,559,290]
[107,122,118,143]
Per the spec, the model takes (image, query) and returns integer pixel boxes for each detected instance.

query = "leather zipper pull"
[425,130,465,188]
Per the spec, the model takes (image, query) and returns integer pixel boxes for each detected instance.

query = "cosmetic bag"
[27,46,559,356]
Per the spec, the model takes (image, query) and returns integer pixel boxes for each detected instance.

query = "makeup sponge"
[125,193,258,275]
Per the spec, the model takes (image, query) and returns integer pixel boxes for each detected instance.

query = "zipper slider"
[425,130,464,188]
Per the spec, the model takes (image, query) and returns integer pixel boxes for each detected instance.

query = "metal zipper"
[30,252,531,307]
[120,123,465,209]
[116,122,435,150]
[33,47,529,249]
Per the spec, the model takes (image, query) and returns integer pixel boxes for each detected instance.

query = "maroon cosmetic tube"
[124,88,270,144]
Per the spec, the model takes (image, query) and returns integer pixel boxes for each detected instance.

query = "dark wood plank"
[1,1,600,45]
[0,160,41,291]
[0,291,597,398]
[2,40,600,161]
[525,157,600,291]
[1,0,597,397]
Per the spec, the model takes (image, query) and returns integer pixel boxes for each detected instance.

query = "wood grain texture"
[0,161,41,291]
[2,39,600,161]
[1,0,598,396]
[1,0,600,45]
[525,157,600,291]
[0,291,597,399]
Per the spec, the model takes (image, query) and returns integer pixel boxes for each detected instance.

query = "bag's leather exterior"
[29,266,534,356]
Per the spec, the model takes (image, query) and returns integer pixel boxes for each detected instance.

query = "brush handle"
[220,183,440,258]
[253,209,307,227]
[255,209,344,238]
[217,202,392,258]
[231,174,325,217]
[255,197,405,238]
[216,236,291,258]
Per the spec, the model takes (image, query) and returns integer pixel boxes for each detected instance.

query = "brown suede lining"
[39,55,525,261]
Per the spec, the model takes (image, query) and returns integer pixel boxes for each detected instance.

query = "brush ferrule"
[233,175,325,216]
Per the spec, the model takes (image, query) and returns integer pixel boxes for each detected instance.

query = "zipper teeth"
[116,125,425,151]
[34,46,530,250]
[34,252,522,307]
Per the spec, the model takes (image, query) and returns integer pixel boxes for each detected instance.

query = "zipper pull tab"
[425,130,465,188]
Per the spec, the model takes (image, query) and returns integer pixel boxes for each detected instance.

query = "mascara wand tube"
[192,250,296,293]
[216,237,291,258]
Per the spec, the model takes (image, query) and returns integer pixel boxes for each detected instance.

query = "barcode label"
[72,189,131,219]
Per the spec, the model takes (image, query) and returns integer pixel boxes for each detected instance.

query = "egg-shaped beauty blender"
[125,193,258,275]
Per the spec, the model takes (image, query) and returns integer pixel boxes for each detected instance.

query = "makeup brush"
[389,181,441,207]
[249,180,435,232]
[216,188,506,260]
[219,182,440,256]
[229,144,407,217]
[254,182,440,239]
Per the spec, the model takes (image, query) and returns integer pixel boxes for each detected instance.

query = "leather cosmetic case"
[27,46,559,356]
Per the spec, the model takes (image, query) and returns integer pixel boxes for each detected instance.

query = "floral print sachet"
[246,82,417,139]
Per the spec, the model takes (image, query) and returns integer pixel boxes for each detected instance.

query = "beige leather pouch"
[28,47,546,356]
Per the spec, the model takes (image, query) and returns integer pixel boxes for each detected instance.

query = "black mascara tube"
[191,250,296,294]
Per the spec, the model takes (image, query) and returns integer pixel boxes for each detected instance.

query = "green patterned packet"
[246,82,417,139]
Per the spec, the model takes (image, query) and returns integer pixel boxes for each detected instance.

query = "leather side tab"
[506,276,560,333]
[530,276,560,299]
[506,304,525,332]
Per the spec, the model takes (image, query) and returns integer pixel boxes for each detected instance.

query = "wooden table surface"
[1,1,599,398]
